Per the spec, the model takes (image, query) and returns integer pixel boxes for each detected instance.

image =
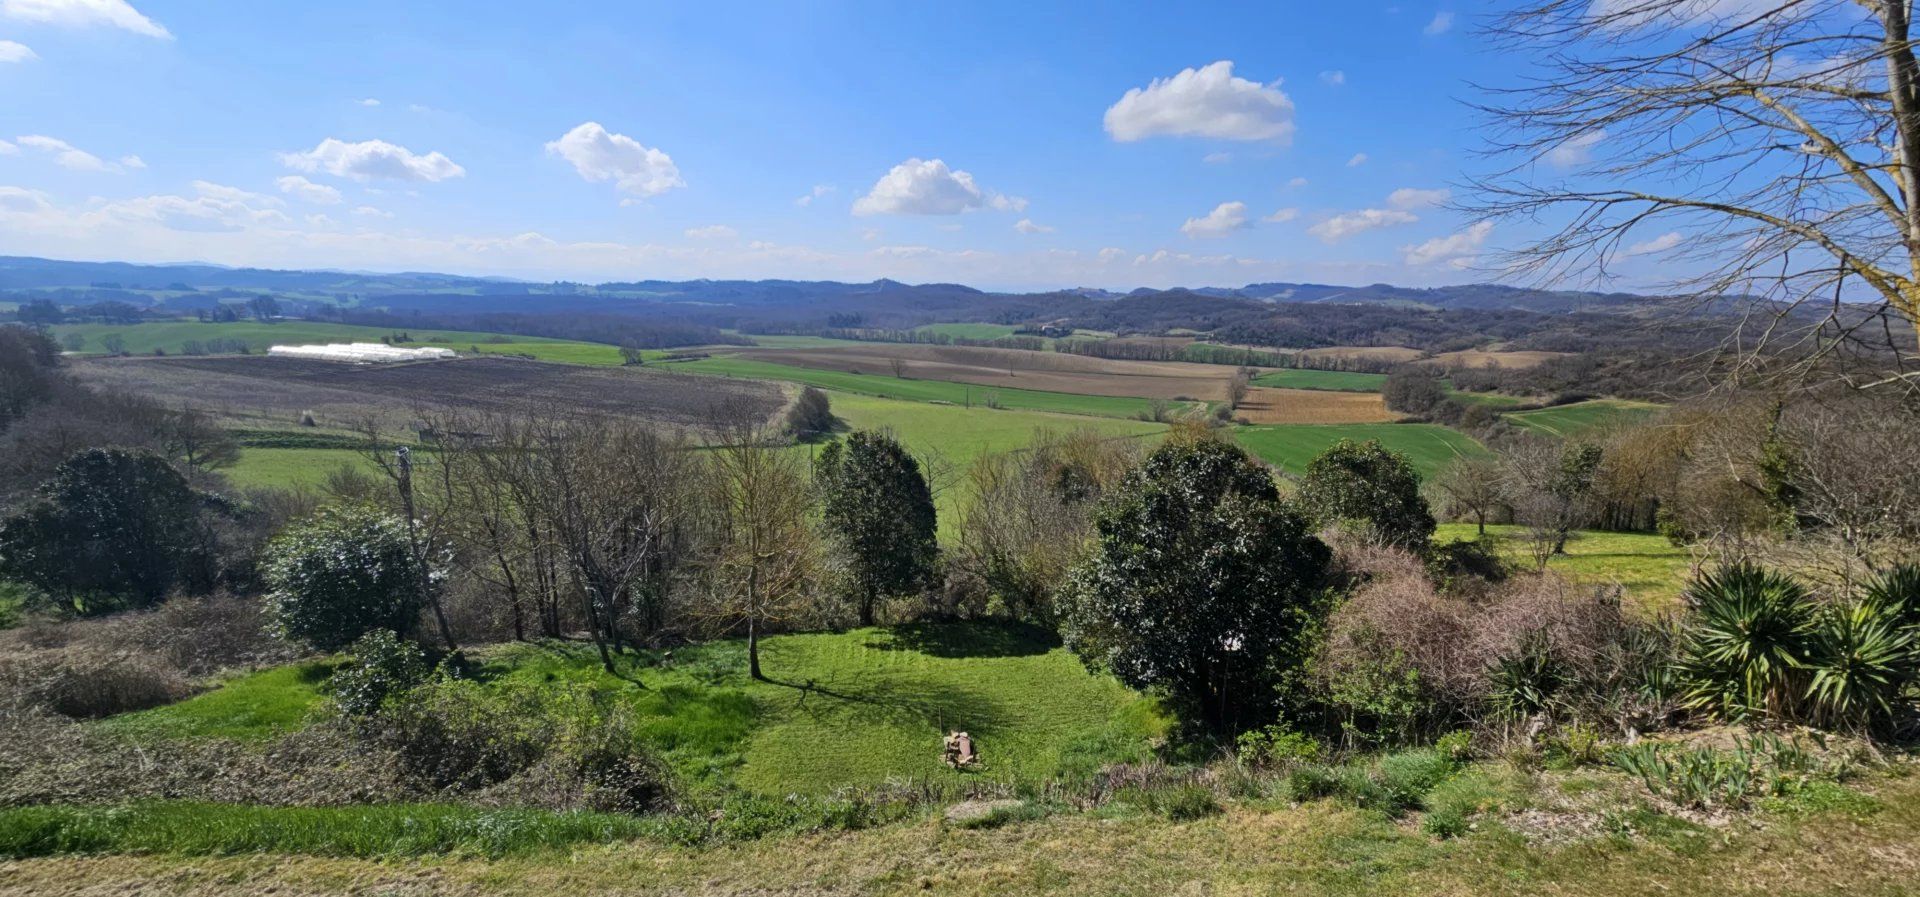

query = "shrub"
[1236,724,1324,767]
[1297,439,1436,551]
[783,387,835,440]
[1678,564,1816,722]
[264,506,426,652]
[328,629,430,718]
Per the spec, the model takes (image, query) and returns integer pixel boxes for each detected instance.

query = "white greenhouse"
[267,343,458,364]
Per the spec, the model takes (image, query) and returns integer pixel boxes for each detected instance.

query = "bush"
[264,506,426,652]
[328,629,429,718]
[783,387,835,440]
[1236,724,1324,767]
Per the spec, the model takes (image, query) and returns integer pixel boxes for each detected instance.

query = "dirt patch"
[73,355,786,431]
[731,345,1239,401]
[1235,387,1398,424]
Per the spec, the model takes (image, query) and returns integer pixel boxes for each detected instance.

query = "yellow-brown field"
[731,344,1238,401]
[1235,387,1398,424]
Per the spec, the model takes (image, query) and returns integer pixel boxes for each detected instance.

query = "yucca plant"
[1862,565,1920,632]
[1804,598,1916,732]
[1679,564,1816,723]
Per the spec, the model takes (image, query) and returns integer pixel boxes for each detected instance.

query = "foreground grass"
[96,623,1169,796]
[4,773,1913,896]
[1234,423,1488,479]
[1437,523,1695,609]
[667,356,1162,419]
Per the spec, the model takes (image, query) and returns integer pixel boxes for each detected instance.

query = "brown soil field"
[1236,387,1399,424]
[73,355,787,430]
[732,344,1240,401]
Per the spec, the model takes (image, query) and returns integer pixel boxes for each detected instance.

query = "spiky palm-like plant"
[1679,564,1816,723]
[1805,598,1916,733]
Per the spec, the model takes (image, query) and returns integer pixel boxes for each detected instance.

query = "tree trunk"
[748,616,764,681]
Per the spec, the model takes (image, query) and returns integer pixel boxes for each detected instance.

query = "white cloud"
[305,213,336,228]
[794,184,834,206]
[1402,221,1492,266]
[352,205,392,218]
[1014,218,1055,234]
[1287,176,1308,188]
[0,185,52,213]
[1424,11,1454,34]
[1628,231,1683,255]
[281,137,465,183]
[1387,187,1450,210]
[15,134,123,172]
[358,98,381,107]
[1546,129,1605,168]
[191,180,281,207]
[1104,60,1295,144]
[683,224,737,240]
[0,0,169,38]
[0,39,35,62]
[1202,151,1233,164]
[95,188,291,233]
[852,157,1023,216]
[276,175,342,205]
[1181,201,1251,238]
[1319,70,1346,86]
[118,154,144,169]
[1346,152,1369,167]
[0,139,15,155]
[1098,247,1126,262]
[544,122,683,198]
[1308,208,1418,242]
[1263,207,1299,223]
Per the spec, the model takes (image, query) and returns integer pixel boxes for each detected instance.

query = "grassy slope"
[50,321,620,364]
[223,447,376,490]
[1436,523,1694,609]
[6,775,1915,895]
[666,356,1160,419]
[96,623,1168,795]
[1251,369,1387,392]
[1505,399,1663,438]
[1233,423,1488,479]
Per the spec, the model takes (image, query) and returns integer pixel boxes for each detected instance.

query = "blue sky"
[0,0,1612,290]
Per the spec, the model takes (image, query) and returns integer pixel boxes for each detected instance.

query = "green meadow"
[1233,423,1488,479]
[1250,369,1387,392]
[1505,399,1663,438]
[666,356,1163,419]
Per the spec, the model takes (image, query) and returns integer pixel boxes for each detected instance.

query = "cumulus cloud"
[0,39,35,62]
[544,122,683,199]
[352,205,392,218]
[1014,218,1055,234]
[0,139,14,154]
[15,134,124,172]
[794,184,834,206]
[1,0,170,38]
[852,158,1023,216]
[1287,176,1308,188]
[118,154,144,169]
[282,137,465,183]
[1546,129,1605,168]
[358,98,380,106]
[1628,231,1683,255]
[1402,221,1492,266]
[1181,201,1251,238]
[0,185,52,213]
[97,186,291,233]
[1104,60,1295,144]
[1263,207,1298,223]
[190,181,281,207]
[1319,70,1346,86]
[1387,187,1450,210]
[1098,247,1126,262]
[1424,11,1454,34]
[276,175,341,205]
[684,224,737,240]
[1308,208,1418,242]
[1346,152,1369,167]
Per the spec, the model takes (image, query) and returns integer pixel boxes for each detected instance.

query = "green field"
[98,623,1167,796]
[915,323,1019,340]
[1444,388,1530,408]
[49,321,621,365]
[1436,523,1693,609]
[1233,423,1487,478]
[224,447,375,491]
[1505,399,1663,438]
[667,356,1162,419]
[1250,369,1387,392]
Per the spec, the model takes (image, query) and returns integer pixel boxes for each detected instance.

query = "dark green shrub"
[264,506,425,652]
[1297,439,1436,551]
[328,629,429,718]
[1235,724,1324,767]
[1805,597,1916,732]
[1679,564,1816,722]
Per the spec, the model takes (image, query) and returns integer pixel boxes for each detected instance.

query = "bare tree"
[699,404,819,680]
[1472,0,1920,389]
[357,418,460,653]
[1430,454,1507,535]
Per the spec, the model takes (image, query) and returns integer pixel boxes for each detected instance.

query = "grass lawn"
[667,356,1161,419]
[915,323,1019,340]
[1436,523,1695,609]
[1250,369,1387,392]
[98,661,337,741]
[51,321,617,364]
[1443,388,1530,408]
[1233,423,1487,479]
[224,447,375,491]
[1505,399,1663,438]
[99,623,1168,796]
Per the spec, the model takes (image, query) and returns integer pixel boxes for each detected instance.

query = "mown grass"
[223,447,376,491]
[1505,399,1663,438]
[1435,523,1695,609]
[1251,369,1387,392]
[97,661,336,741]
[1233,423,1488,479]
[102,623,1171,796]
[665,356,1161,419]
[49,321,614,363]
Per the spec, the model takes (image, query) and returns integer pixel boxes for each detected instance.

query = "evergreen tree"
[816,430,938,626]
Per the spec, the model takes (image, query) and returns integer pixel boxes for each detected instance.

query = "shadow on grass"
[864,620,1059,658]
